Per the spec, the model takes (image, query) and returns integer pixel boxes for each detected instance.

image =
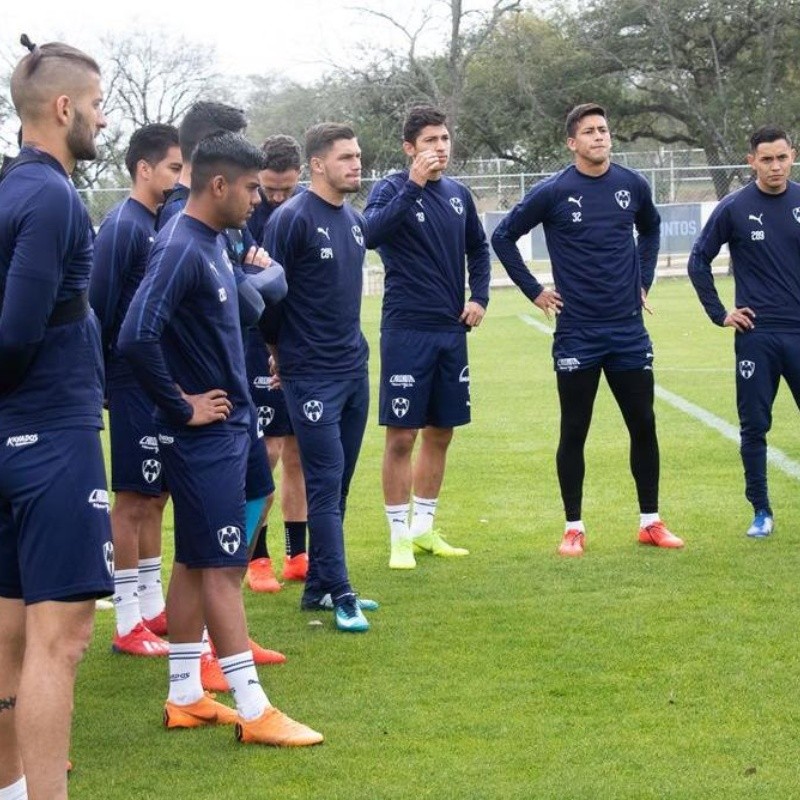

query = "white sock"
[113,568,141,636]
[385,503,410,544]
[167,642,204,705]
[410,496,438,536]
[201,627,212,655]
[137,557,165,620]
[219,651,270,721]
[565,520,585,533]
[0,776,27,800]
[640,512,660,528]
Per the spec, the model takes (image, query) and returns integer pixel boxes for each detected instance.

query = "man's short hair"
[305,123,356,161]
[10,40,100,121]
[261,135,302,172]
[565,103,607,138]
[179,101,248,162]
[124,123,179,180]
[403,105,447,145]
[190,132,267,193]
[749,125,793,152]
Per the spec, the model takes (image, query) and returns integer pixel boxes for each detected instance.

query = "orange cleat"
[246,558,282,593]
[143,609,168,637]
[558,529,585,557]
[282,552,308,581]
[235,706,323,747]
[249,638,287,666]
[638,521,684,549]
[112,622,169,656]
[164,691,238,729]
[200,652,229,692]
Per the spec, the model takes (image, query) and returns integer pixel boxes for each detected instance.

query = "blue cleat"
[301,592,379,612]
[747,510,774,538]
[334,594,370,633]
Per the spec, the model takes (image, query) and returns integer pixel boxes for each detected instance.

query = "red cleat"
[200,653,229,692]
[638,521,684,549]
[282,552,308,581]
[143,609,168,637]
[558,529,585,557]
[249,638,286,665]
[246,558,282,593]
[112,622,169,656]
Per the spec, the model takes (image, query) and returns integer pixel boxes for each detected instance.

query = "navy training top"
[90,197,156,388]
[118,213,251,430]
[262,190,368,379]
[246,185,306,244]
[688,180,800,330]
[492,163,660,330]
[364,171,491,331]
[0,147,104,435]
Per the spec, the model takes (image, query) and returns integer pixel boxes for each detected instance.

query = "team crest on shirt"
[142,459,161,484]
[217,525,242,555]
[303,400,324,422]
[351,225,364,246]
[739,360,755,380]
[449,197,464,215]
[614,190,631,209]
[793,207,800,223]
[103,541,115,577]
[257,405,275,434]
[392,397,410,418]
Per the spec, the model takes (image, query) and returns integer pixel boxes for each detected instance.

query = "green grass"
[70,277,800,798]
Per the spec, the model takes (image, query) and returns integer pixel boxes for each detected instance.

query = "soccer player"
[245,135,309,592]
[118,131,322,746]
[492,102,684,556]
[363,105,490,570]
[155,101,286,685]
[0,37,114,800]
[90,124,181,656]
[263,123,378,632]
[688,125,800,538]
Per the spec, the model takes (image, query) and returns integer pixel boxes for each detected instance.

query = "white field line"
[518,314,800,481]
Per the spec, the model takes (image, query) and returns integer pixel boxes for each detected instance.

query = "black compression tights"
[556,367,659,520]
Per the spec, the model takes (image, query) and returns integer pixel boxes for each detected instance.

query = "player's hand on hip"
[409,150,441,187]
[534,288,562,320]
[184,389,232,426]
[460,301,486,328]
[243,246,272,269]
[724,307,756,332]
[641,288,653,315]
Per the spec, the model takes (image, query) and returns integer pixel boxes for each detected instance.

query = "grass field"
[69,277,800,799]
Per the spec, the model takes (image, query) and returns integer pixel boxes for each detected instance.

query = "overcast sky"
[2,0,508,84]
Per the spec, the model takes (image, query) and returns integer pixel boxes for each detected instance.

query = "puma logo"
[748,213,763,226]
[568,195,582,208]
[317,227,330,239]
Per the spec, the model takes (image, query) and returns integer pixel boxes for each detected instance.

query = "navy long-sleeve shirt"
[90,197,156,388]
[492,163,660,330]
[262,190,368,379]
[688,181,800,330]
[0,147,103,434]
[118,214,251,429]
[246,185,306,244]
[364,171,491,332]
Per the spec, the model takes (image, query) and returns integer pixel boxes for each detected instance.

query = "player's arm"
[687,203,751,329]
[0,185,70,394]
[634,180,661,294]
[491,183,563,318]
[362,175,423,248]
[461,192,490,328]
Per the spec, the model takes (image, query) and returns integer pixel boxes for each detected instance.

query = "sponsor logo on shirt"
[614,190,631,209]
[739,360,755,380]
[351,225,364,246]
[568,195,582,208]
[88,489,111,511]
[449,197,464,215]
[139,436,158,451]
[217,525,242,555]
[158,434,174,445]
[317,227,331,240]
[303,400,324,422]
[392,397,410,418]
[390,374,415,388]
[556,357,581,372]
[748,213,763,226]
[5,434,38,447]
[142,459,161,484]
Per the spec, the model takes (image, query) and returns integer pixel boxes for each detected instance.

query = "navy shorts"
[553,321,654,372]
[0,429,114,603]
[245,415,274,500]
[158,428,249,568]
[253,384,293,438]
[108,384,164,495]
[379,329,471,428]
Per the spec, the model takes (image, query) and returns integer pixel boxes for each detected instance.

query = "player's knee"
[385,427,417,459]
[114,492,161,528]
[422,426,453,449]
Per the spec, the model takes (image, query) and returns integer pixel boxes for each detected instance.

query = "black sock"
[251,525,269,560]
[285,521,307,557]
